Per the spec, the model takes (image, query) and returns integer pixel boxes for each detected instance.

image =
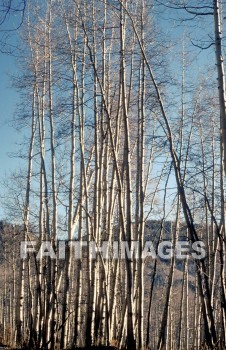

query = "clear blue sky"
[0,51,22,218]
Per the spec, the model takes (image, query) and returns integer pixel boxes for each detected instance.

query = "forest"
[0,0,225,349]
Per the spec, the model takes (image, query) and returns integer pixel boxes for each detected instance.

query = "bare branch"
[155,0,214,16]
[191,40,215,49]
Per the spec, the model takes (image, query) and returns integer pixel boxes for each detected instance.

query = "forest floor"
[0,347,118,350]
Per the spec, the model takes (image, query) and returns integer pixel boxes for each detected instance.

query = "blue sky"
[0,51,22,218]
[0,2,219,220]
[0,6,26,218]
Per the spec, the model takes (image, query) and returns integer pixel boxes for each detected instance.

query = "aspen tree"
[120,4,218,346]
[15,85,36,348]
[120,2,136,347]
